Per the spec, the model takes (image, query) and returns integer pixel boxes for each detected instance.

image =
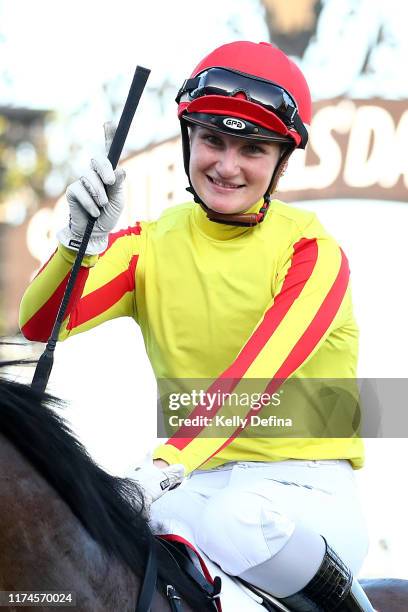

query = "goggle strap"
[293,112,308,148]
[176,77,201,103]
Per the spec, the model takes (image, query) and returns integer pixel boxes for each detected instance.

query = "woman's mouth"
[207,176,244,190]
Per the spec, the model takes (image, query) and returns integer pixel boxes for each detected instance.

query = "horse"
[0,362,407,611]
[0,363,217,612]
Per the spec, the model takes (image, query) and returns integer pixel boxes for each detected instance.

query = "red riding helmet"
[176,41,312,226]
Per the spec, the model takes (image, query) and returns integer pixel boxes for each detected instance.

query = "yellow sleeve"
[19,225,142,342]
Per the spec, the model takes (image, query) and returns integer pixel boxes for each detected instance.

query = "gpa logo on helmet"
[223,117,246,130]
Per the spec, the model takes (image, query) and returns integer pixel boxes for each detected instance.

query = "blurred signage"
[280,98,408,202]
[24,97,408,273]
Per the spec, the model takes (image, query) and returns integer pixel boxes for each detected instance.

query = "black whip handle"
[31,66,151,392]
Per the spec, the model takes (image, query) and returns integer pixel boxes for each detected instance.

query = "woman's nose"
[215,147,240,177]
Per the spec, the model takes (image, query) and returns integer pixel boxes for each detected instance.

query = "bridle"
[136,535,222,611]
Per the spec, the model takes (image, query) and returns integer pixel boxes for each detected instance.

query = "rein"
[135,536,158,611]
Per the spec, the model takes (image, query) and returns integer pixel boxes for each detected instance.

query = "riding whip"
[31,65,151,392]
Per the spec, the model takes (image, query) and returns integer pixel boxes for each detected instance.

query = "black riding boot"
[278,539,374,611]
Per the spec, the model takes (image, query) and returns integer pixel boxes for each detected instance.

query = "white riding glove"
[126,459,185,510]
[57,122,126,255]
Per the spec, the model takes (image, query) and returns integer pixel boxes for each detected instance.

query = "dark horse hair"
[0,360,214,611]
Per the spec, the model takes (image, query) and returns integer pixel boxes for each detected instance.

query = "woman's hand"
[57,122,126,255]
[126,456,184,511]
[153,458,170,469]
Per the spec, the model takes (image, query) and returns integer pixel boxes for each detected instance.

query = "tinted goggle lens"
[189,68,297,124]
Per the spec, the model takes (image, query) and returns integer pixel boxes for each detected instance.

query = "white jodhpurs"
[150,459,369,582]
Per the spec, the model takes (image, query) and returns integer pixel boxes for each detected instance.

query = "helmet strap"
[181,121,294,227]
[185,187,272,227]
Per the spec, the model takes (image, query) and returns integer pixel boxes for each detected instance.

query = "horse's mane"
[0,362,213,610]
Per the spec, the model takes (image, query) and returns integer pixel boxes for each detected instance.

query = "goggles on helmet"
[176,67,308,147]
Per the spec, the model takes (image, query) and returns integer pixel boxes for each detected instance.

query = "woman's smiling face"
[189,126,281,215]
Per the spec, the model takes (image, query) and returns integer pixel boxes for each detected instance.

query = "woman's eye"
[204,134,222,146]
[245,144,264,154]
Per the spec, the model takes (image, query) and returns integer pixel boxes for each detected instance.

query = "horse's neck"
[0,434,137,609]
[0,433,197,611]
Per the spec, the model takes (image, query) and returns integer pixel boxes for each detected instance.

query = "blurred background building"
[1,0,407,581]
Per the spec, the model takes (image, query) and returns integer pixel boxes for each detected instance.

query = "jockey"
[20,41,373,611]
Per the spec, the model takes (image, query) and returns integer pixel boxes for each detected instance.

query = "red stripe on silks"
[22,267,90,342]
[22,227,141,342]
[223,238,318,379]
[195,249,350,465]
[167,238,318,449]
[101,223,142,256]
[66,255,138,330]
[166,378,241,448]
[271,247,350,382]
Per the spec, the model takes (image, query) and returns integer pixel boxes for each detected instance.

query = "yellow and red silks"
[20,199,362,474]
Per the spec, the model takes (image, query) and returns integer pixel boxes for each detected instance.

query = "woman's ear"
[279,158,289,178]
[268,147,293,197]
